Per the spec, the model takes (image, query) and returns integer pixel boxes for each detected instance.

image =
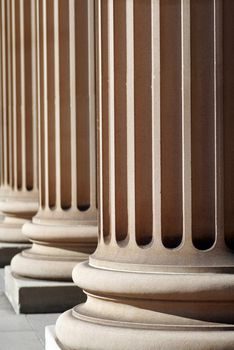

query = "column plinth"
[11,0,97,281]
[56,1,234,348]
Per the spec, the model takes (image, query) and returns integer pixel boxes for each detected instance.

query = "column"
[56,1,234,349]
[0,0,38,265]
[11,0,97,282]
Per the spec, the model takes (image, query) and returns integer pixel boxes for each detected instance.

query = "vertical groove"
[11,0,17,190]
[191,0,215,249]
[88,0,96,210]
[101,0,110,240]
[160,0,183,248]
[114,0,127,242]
[7,0,13,188]
[15,0,22,190]
[43,0,49,208]
[151,0,161,245]
[126,0,135,244]
[37,0,44,208]
[134,0,153,246]
[97,0,104,242]
[24,0,33,191]
[47,0,56,209]
[181,0,192,246]
[2,0,9,186]
[54,0,61,209]
[69,0,77,210]
[75,0,90,211]
[59,0,71,210]
[39,0,45,207]
[31,0,38,191]
[20,0,26,190]
[108,0,116,241]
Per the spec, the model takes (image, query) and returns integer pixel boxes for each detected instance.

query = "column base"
[5,266,86,314]
[56,309,234,350]
[56,261,234,350]
[0,242,30,267]
[11,249,84,282]
[10,220,97,281]
[0,196,37,243]
[45,326,63,350]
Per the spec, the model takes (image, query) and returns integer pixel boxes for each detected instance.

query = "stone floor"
[0,269,60,350]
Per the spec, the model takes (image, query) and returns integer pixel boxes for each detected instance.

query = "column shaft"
[0,0,38,246]
[11,0,97,281]
[89,0,233,270]
[56,1,234,349]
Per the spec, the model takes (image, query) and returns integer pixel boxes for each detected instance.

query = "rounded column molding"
[57,0,234,348]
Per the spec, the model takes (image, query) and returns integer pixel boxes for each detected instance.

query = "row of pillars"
[0,0,97,279]
[1,0,234,349]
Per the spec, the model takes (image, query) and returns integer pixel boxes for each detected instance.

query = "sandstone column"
[11,0,97,282]
[56,1,234,349]
[0,0,38,266]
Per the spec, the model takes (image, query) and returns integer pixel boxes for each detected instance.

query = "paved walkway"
[0,269,59,350]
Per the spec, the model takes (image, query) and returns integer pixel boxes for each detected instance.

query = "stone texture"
[56,1,234,349]
[11,0,97,282]
[0,0,38,261]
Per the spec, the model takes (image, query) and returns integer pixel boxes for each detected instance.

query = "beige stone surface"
[0,0,38,253]
[11,0,97,281]
[1,0,234,348]
[5,266,85,314]
[56,1,234,349]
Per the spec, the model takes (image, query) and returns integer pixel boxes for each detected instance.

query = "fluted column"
[0,0,38,245]
[12,0,97,281]
[56,1,234,349]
